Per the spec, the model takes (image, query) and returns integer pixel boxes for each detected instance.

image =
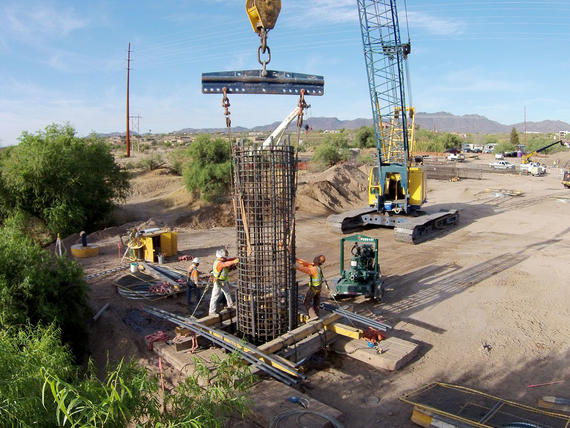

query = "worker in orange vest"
[209,249,239,315]
[186,257,201,305]
[296,254,326,321]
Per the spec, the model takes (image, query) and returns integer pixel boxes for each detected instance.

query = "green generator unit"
[332,234,384,301]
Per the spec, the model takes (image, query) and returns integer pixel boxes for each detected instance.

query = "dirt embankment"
[110,163,371,230]
[296,163,369,214]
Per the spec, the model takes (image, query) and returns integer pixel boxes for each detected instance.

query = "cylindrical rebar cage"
[233,142,297,344]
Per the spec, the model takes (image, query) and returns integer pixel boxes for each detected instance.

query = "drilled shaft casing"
[233,142,297,344]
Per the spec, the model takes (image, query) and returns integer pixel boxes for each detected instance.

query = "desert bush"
[183,134,232,202]
[494,141,516,154]
[355,126,376,148]
[136,154,164,171]
[0,123,129,237]
[168,148,190,175]
[312,134,350,166]
[0,225,90,357]
[415,130,462,152]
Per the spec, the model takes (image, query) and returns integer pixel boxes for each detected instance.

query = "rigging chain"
[257,28,271,77]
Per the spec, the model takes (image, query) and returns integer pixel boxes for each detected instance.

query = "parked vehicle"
[563,170,570,188]
[447,153,465,162]
[494,153,505,160]
[489,160,515,170]
[520,162,546,176]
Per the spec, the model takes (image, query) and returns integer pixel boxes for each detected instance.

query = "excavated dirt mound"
[297,163,369,214]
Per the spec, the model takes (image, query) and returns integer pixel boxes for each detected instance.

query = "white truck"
[520,162,546,176]
[447,153,465,162]
[489,160,515,170]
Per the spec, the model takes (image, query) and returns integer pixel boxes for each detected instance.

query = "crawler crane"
[327,0,458,243]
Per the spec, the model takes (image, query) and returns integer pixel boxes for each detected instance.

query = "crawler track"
[327,207,459,244]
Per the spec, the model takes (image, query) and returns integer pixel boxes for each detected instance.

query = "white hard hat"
[216,249,227,258]
[192,257,200,264]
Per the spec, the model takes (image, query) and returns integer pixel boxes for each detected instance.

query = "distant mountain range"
[174,112,570,135]
[98,112,569,138]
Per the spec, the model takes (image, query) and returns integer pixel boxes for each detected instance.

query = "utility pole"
[126,42,131,157]
[130,114,142,151]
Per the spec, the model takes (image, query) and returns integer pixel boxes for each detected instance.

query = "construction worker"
[296,254,326,321]
[209,249,239,315]
[186,257,201,305]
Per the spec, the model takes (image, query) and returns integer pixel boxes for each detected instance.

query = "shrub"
[0,124,130,236]
[0,325,75,426]
[136,154,164,171]
[168,148,190,175]
[312,134,350,166]
[355,126,376,148]
[183,135,232,202]
[0,225,90,357]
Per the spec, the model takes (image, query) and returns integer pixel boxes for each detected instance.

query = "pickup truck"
[520,162,546,176]
[447,153,465,162]
[489,160,515,170]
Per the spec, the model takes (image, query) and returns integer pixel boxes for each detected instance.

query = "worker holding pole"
[186,257,201,305]
[296,255,326,321]
[209,249,239,315]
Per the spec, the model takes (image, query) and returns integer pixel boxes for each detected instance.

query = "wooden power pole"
[126,42,131,157]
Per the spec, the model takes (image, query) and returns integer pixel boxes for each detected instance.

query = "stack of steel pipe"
[320,302,392,331]
[233,141,298,344]
[143,306,304,385]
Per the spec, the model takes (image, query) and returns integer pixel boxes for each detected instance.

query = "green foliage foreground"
[0,326,254,427]
[0,124,130,237]
[0,224,89,357]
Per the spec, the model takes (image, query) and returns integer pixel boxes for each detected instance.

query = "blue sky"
[1,0,569,146]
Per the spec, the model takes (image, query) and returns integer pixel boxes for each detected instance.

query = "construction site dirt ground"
[76,153,570,427]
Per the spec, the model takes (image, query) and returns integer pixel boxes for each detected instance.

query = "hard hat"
[313,254,326,265]
[216,249,228,258]
[192,257,200,264]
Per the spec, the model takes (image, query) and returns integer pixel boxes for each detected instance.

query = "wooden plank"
[325,322,362,339]
[175,308,236,336]
[259,312,343,354]
[538,396,570,413]
[247,379,344,428]
[333,336,419,371]
[279,330,338,363]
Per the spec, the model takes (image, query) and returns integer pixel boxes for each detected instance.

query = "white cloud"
[2,2,87,43]
[288,0,357,24]
[407,11,464,36]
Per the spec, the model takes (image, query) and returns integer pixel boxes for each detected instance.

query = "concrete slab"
[154,342,226,383]
[333,336,419,371]
[247,379,344,428]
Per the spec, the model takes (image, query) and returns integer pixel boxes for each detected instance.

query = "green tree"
[183,134,232,202]
[510,127,520,147]
[0,224,90,357]
[355,126,376,148]
[312,133,350,166]
[494,141,516,154]
[0,124,130,236]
